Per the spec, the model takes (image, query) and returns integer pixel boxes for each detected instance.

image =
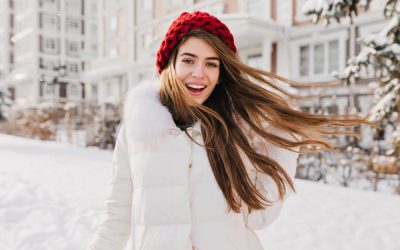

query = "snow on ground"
[0,133,399,250]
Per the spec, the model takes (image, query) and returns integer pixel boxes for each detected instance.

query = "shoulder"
[123,80,161,120]
[122,80,176,143]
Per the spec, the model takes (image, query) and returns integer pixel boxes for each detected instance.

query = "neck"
[166,105,196,130]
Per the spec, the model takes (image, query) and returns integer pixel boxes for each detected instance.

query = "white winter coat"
[87,81,299,250]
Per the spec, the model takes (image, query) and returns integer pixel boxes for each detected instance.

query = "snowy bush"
[0,104,65,140]
[0,101,122,149]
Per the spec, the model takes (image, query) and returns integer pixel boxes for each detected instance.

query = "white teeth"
[187,84,206,89]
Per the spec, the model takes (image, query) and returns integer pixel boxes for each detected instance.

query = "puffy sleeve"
[87,125,133,250]
[242,126,299,230]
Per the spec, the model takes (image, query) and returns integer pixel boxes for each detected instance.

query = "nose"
[191,63,205,79]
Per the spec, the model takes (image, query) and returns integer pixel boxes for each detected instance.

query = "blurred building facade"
[83,0,388,147]
[0,0,14,98]
[0,0,98,106]
[0,0,390,147]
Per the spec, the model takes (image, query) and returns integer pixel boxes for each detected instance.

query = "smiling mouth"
[186,84,206,96]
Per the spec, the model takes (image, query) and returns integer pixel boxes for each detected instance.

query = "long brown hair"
[159,30,373,213]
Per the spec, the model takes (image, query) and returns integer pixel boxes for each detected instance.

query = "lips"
[185,83,207,96]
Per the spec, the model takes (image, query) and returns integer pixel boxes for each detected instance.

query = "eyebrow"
[180,52,220,61]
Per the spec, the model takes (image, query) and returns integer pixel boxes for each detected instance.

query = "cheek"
[210,70,220,85]
[175,62,188,80]
[206,71,219,94]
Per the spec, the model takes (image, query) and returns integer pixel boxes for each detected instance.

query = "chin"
[191,100,203,106]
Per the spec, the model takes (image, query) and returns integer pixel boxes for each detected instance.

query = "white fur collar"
[123,80,178,143]
[123,80,202,144]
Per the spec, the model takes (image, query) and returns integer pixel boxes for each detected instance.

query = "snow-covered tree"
[0,87,12,121]
[303,0,400,154]
[85,103,121,149]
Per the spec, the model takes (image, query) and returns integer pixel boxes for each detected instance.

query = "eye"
[182,58,193,64]
[206,62,219,68]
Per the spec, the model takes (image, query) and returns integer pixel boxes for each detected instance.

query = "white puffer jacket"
[87,81,299,250]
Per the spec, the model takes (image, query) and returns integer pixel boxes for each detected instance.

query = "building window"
[46,39,56,50]
[70,84,79,97]
[298,39,340,77]
[39,0,59,11]
[90,24,97,37]
[141,32,152,49]
[66,40,80,57]
[91,84,98,98]
[68,62,79,74]
[40,36,59,54]
[9,52,14,64]
[66,0,82,15]
[45,84,54,97]
[326,104,339,114]
[66,18,82,34]
[9,14,14,28]
[313,43,324,74]
[328,40,339,73]
[40,13,59,30]
[299,45,310,76]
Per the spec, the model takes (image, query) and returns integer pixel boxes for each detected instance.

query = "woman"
[88,11,369,250]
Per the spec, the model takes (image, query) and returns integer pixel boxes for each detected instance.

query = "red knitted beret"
[156,11,237,74]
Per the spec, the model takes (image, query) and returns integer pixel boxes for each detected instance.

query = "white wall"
[276,0,292,26]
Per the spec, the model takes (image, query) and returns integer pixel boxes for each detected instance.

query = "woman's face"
[174,37,220,105]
